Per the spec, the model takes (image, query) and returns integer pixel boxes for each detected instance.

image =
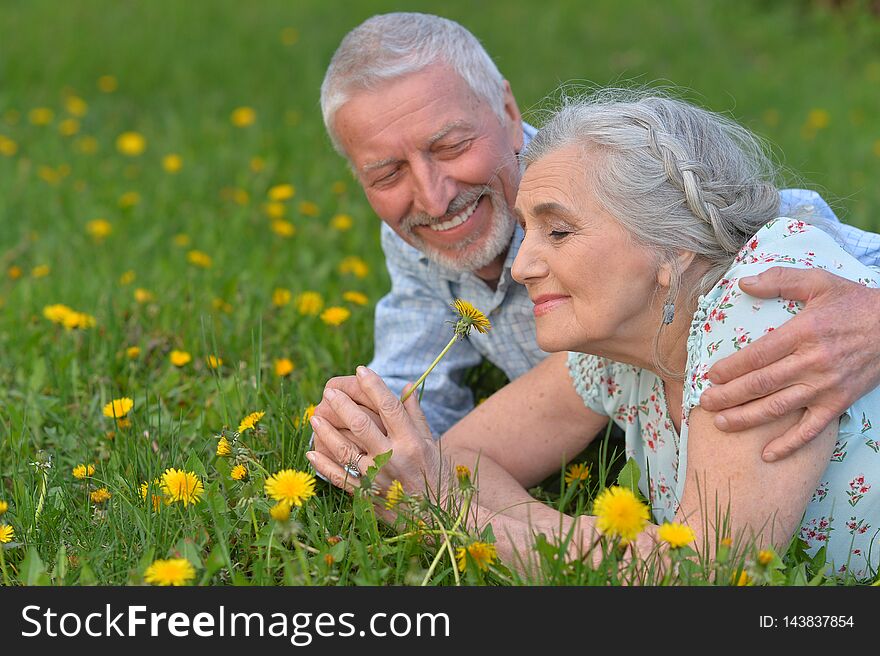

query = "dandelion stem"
[401,335,457,403]
[421,501,467,586]
[0,544,10,586]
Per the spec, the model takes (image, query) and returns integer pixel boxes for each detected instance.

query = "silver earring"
[662,301,675,325]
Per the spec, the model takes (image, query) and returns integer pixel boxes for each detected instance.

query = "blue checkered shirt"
[368,126,880,436]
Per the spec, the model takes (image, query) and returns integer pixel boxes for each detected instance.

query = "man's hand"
[700,267,880,462]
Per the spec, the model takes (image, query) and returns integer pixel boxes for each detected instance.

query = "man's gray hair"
[524,89,782,305]
[321,12,507,155]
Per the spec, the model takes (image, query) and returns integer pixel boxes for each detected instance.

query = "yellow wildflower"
[564,462,590,486]
[0,135,18,157]
[238,410,265,433]
[274,358,295,377]
[385,480,405,510]
[230,106,256,127]
[268,183,295,201]
[0,525,14,544]
[126,346,141,359]
[116,131,146,156]
[330,213,352,231]
[331,180,347,195]
[43,304,74,324]
[7,265,22,280]
[0,501,8,515]
[456,542,497,573]
[160,468,204,506]
[212,298,233,314]
[86,219,112,241]
[757,549,775,566]
[293,404,316,428]
[102,397,134,419]
[144,558,196,586]
[250,156,265,172]
[90,487,111,504]
[295,291,324,316]
[342,291,368,306]
[452,299,491,336]
[134,288,155,303]
[216,436,232,457]
[320,306,351,326]
[734,570,751,586]
[264,469,316,507]
[806,108,830,130]
[269,502,291,521]
[592,486,650,544]
[62,311,96,331]
[72,464,95,479]
[270,219,296,238]
[162,154,182,173]
[338,256,369,278]
[118,191,141,208]
[230,464,248,481]
[456,465,471,484]
[140,479,165,512]
[298,200,319,217]
[186,250,212,268]
[32,265,50,278]
[58,118,80,136]
[657,522,696,549]
[97,75,118,93]
[119,270,135,285]
[263,201,286,219]
[170,350,192,367]
[206,355,223,369]
[29,107,54,125]
[64,95,88,117]
[172,233,191,247]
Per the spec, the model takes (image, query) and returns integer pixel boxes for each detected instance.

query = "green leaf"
[367,449,393,476]
[20,547,50,586]
[53,543,67,585]
[78,563,97,586]
[616,457,641,494]
[184,453,208,479]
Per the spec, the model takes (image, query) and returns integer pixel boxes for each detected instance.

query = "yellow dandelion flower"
[238,410,265,433]
[116,131,146,156]
[0,501,8,515]
[90,487,111,504]
[144,558,196,586]
[280,27,299,46]
[7,265,22,280]
[385,480,405,510]
[74,135,98,154]
[452,299,491,337]
[212,298,233,314]
[64,95,88,117]
[592,485,650,544]
[0,524,14,544]
[657,522,696,549]
[160,468,204,506]
[320,306,351,326]
[140,479,165,512]
[186,250,212,268]
[323,554,335,567]
[330,213,353,231]
[264,469,316,507]
[274,358,295,377]
[115,417,131,430]
[456,542,497,573]
[102,397,133,419]
[295,291,324,316]
[342,291,368,306]
[331,180,347,195]
[118,191,141,208]
[733,570,751,586]
[757,549,775,566]
[170,350,192,367]
[58,118,80,137]
[230,464,248,481]
[268,183,295,202]
[806,108,830,130]
[230,106,256,127]
[97,75,118,93]
[86,218,112,241]
[230,188,249,205]
[119,270,135,285]
[456,465,471,484]
[216,436,232,457]
[72,464,95,479]
[172,233,191,247]
[134,288,155,303]
[32,264,50,278]
[29,107,54,126]
[720,537,733,548]
[61,311,96,331]
[206,355,223,369]
[298,200,319,217]
[293,404,316,428]
[250,156,265,172]
[564,462,590,486]
[338,256,369,278]
[271,219,296,238]
[125,346,141,359]
[0,135,18,157]
[43,303,73,324]
[263,201,286,219]
[162,153,182,173]
[269,501,291,521]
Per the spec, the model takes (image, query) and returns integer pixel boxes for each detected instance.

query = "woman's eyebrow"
[532,201,577,221]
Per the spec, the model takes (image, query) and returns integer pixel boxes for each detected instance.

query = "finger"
[355,366,415,436]
[708,385,810,433]
[401,383,433,437]
[738,267,827,302]
[705,322,798,385]
[322,388,390,454]
[324,374,378,409]
[701,356,800,412]
[762,408,836,463]
[309,415,376,475]
[305,451,362,494]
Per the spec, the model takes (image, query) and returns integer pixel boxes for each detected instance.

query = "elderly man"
[314,12,880,466]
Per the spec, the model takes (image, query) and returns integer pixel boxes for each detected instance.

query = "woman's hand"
[306,366,449,505]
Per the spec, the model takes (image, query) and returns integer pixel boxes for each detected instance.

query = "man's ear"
[501,80,524,153]
[657,250,698,289]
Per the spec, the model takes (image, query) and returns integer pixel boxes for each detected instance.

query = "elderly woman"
[307,92,879,580]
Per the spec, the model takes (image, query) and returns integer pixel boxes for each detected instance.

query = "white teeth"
[429,197,480,232]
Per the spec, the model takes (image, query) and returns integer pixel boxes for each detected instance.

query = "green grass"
[1,0,878,586]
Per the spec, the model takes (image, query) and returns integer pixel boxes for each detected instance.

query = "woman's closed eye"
[549,229,572,240]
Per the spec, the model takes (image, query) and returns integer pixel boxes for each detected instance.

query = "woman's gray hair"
[321,12,507,156]
[525,89,782,306]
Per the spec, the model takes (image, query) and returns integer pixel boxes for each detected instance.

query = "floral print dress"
[568,218,880,579]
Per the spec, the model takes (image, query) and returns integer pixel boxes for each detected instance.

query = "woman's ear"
[656,250,698,289]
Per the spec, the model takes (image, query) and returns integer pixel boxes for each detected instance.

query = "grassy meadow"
[1,0,879,586]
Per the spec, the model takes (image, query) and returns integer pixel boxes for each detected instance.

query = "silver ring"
[342,452,366,478]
